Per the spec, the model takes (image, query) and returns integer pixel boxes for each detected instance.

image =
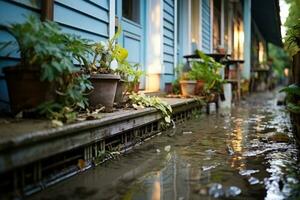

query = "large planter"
[3,66,51,114]
[114,79,125,104]
[293,52,300,85]
[290,113,300,142]
[89,74,120,112]
[195,80,205,95]
[165,83,173,94]
[180,80,197,96]
[133,82,140,93]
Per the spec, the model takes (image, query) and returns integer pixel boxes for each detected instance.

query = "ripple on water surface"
[29,92,300,200]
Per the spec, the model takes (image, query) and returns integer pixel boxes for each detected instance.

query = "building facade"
[0,0,281,112]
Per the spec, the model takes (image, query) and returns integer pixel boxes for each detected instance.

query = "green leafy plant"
[280,84,300,114]
[85,26,128,74]
[171,64,184,94]
[284,0,300,56]
[188,50,224,94]
[285,22,300,56]
[129,93,173,124]
[1,16,93,123]
[116,61,144,93]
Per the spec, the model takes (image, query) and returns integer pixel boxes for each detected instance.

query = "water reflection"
[121,94,300,200]
[29,92,300,200]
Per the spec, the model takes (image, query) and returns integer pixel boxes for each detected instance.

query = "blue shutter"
[163,0,175,88]
[202,0,211,53]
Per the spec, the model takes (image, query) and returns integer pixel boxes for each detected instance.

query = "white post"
[145,0,164,92]
[199,0,203,50]
[221,0,225,48]
[243,0,251,79]
[210,0,214,52]
[174,0,178,71]
[109,0,115,39]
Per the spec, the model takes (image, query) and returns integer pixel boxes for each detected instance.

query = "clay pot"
[290,113,300,142]
[133,82,140,93]
[3,66,51,114]
[89,74,120,112]
[114,79,125,103]
[195,80,205,95]
[180,80,197,96]
[165,83,173,94]
[293,52,300,85]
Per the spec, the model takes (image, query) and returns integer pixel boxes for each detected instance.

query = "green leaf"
[287,102,300,114]
[280,84,300,96]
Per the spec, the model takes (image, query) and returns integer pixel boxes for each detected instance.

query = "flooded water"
[30,91,300,200]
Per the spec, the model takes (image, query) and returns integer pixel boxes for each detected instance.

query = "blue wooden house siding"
[0,0,110,112]
[53,0,110,42]
[0,0,216,106]
[0,0,42,111]
[163,0,176,88]
[201,0,211,53]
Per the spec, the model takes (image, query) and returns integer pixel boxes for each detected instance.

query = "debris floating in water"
[239,169,260,176]
[183,131,193,134]
[226,145,234,155]
[208,183,224,198]
[202,164,219,171]
[164,145,171,152]
[248,177,260,185]
[225,186,242,197]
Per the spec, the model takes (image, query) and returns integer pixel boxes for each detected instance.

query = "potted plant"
[285,21,300,86]
[84,28,128,112]
[115,61,144,99]
[194,50,224,101]
[283,19,300,138]
[187,61,206,95]
[114,44,144,103]
[1,16,92,119]
[126,63,144,93]
[179,73,197,97]
[174,62,197,96]
[280,84,300,138]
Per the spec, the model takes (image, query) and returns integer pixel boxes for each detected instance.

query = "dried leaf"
[51,119,63,127]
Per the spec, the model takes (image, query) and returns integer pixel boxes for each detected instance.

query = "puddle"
[29,91,300,200]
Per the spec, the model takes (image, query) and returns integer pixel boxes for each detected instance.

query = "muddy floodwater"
[30,91,300,200]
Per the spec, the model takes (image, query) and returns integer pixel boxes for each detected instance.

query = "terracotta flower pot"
[3,66,51,114]
[89,74,120,112]
[180,80,197,96]
[133,82,140,93]
[165,83,173,94]
[195,80,205,95]
[114,79,125,103]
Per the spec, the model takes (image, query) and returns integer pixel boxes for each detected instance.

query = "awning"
[251,0,282,47]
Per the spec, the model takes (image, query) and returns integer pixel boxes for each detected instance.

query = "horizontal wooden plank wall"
[0,0,42,111]
[0,0,111,112]
[163,0,175,89]
[53,0,110,42]
[202,0,211,53]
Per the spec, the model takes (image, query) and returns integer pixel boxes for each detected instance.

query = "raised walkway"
[0,97,202,197]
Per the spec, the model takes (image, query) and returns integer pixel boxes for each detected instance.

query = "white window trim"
[210,0,214,52]
[174,0,178,70]
[109,0,116,39]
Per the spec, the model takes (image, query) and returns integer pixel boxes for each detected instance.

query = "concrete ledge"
[0,98,199,173]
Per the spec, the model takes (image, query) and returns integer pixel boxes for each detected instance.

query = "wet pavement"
[30,91,300,200]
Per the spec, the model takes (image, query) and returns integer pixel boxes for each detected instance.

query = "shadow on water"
[30,91,300,200]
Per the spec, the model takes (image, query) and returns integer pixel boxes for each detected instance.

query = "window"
[191,0,200,50]
[122,0,140,24]
[213,0,221,50]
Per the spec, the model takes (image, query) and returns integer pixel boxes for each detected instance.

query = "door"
[116,0,146,89]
